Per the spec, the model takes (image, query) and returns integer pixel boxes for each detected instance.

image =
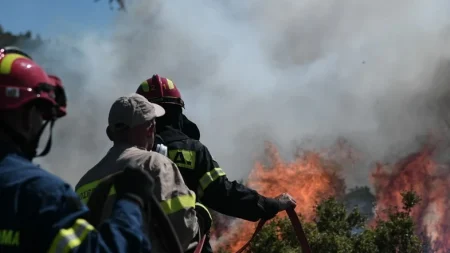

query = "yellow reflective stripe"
[77,177,195,216]
[47,219,94,253]
[0,53,28,74]
[199,168,226,190]
[76,178,116,204]
[166,78,175,89]
[160,194,196,215]
[168,149,196,170]
[141,80,150,92]
[0,230,19,246]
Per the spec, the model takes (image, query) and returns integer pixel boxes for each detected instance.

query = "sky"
[1,0,116,38]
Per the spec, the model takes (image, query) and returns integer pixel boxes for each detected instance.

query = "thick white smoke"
[30,0,450,189]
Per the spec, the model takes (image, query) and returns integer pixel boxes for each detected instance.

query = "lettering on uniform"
[169,149,196,170]
[76,180,101,204]
[0,230,19,246]
[76,179,117,204]
[174,152,188,164]
[78,188,94,203]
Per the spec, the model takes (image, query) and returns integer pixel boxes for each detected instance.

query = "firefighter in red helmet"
[0,48,155,252]
[0,48,58,159]
[137,74,297,253]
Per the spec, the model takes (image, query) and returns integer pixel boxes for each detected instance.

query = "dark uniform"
[157,126,280,252]
[0,144,152,253]
[157,126,280,221]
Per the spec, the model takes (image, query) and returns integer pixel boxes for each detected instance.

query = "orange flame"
[371,143,450,252]
[212,138,450,252]
[213,141,347,252]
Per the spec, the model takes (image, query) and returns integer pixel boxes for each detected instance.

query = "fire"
[212,141,347,252]
[212,137,450,252]
[371,143,450,252]
[247,142,347,221]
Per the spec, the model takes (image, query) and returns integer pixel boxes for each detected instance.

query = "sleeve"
[196,145,280,222]
[155,159,199,250]
[18,178,151,253]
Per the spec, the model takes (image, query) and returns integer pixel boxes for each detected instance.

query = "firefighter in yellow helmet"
[137,74,297,253]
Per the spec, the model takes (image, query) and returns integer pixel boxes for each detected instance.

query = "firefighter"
[75,93,200,251]
[0,48,155,252]
[136,74,297,252]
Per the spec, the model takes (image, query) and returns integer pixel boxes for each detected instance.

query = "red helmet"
[136,74,185,108]
[0,51,57,115]
[48,75,67,118]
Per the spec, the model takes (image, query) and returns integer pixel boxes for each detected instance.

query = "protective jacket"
[157,126,281,220]
[75,143,199,252]
[0,142,151,253]
[157,126,280,253]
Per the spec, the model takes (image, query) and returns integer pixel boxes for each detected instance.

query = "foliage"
[0,25,43,49]
[95,0,125,10]
[217,190,426,253]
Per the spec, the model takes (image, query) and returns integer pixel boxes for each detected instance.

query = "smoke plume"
[27,0,450,189]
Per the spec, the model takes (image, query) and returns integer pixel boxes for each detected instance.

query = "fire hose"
[193,207,312,253]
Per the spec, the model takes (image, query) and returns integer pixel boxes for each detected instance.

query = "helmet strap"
[0,117,55,160]
[33,119,55,158]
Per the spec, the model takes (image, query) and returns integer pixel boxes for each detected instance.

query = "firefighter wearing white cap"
[75,93,199,252]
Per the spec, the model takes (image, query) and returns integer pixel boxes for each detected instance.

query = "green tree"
[217,190,426,253]
[95,0,125,10]
[0,25,43,49]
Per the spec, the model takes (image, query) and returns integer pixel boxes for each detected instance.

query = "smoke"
[29,0,450,188]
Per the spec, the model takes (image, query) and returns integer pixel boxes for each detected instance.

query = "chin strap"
[0,118,55,160]
[32,119,55,158]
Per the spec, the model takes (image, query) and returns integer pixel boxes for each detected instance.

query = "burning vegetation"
[211,138,450,253]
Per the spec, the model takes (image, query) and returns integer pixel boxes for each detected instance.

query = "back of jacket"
[75,144,198,251]
[158,126,280,222]
[0,152,58,252]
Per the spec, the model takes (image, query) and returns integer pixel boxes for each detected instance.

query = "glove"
[260,193,297,220]
[114,166,155,209]
[275,193,297,210]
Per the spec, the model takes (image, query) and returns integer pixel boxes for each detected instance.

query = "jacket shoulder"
[119,147,175,168]
[1,154,74,201]
[2,154,67,185]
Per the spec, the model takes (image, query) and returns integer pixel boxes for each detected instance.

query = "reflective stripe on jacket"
[75,143,199,251]
[0,144,151,253]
